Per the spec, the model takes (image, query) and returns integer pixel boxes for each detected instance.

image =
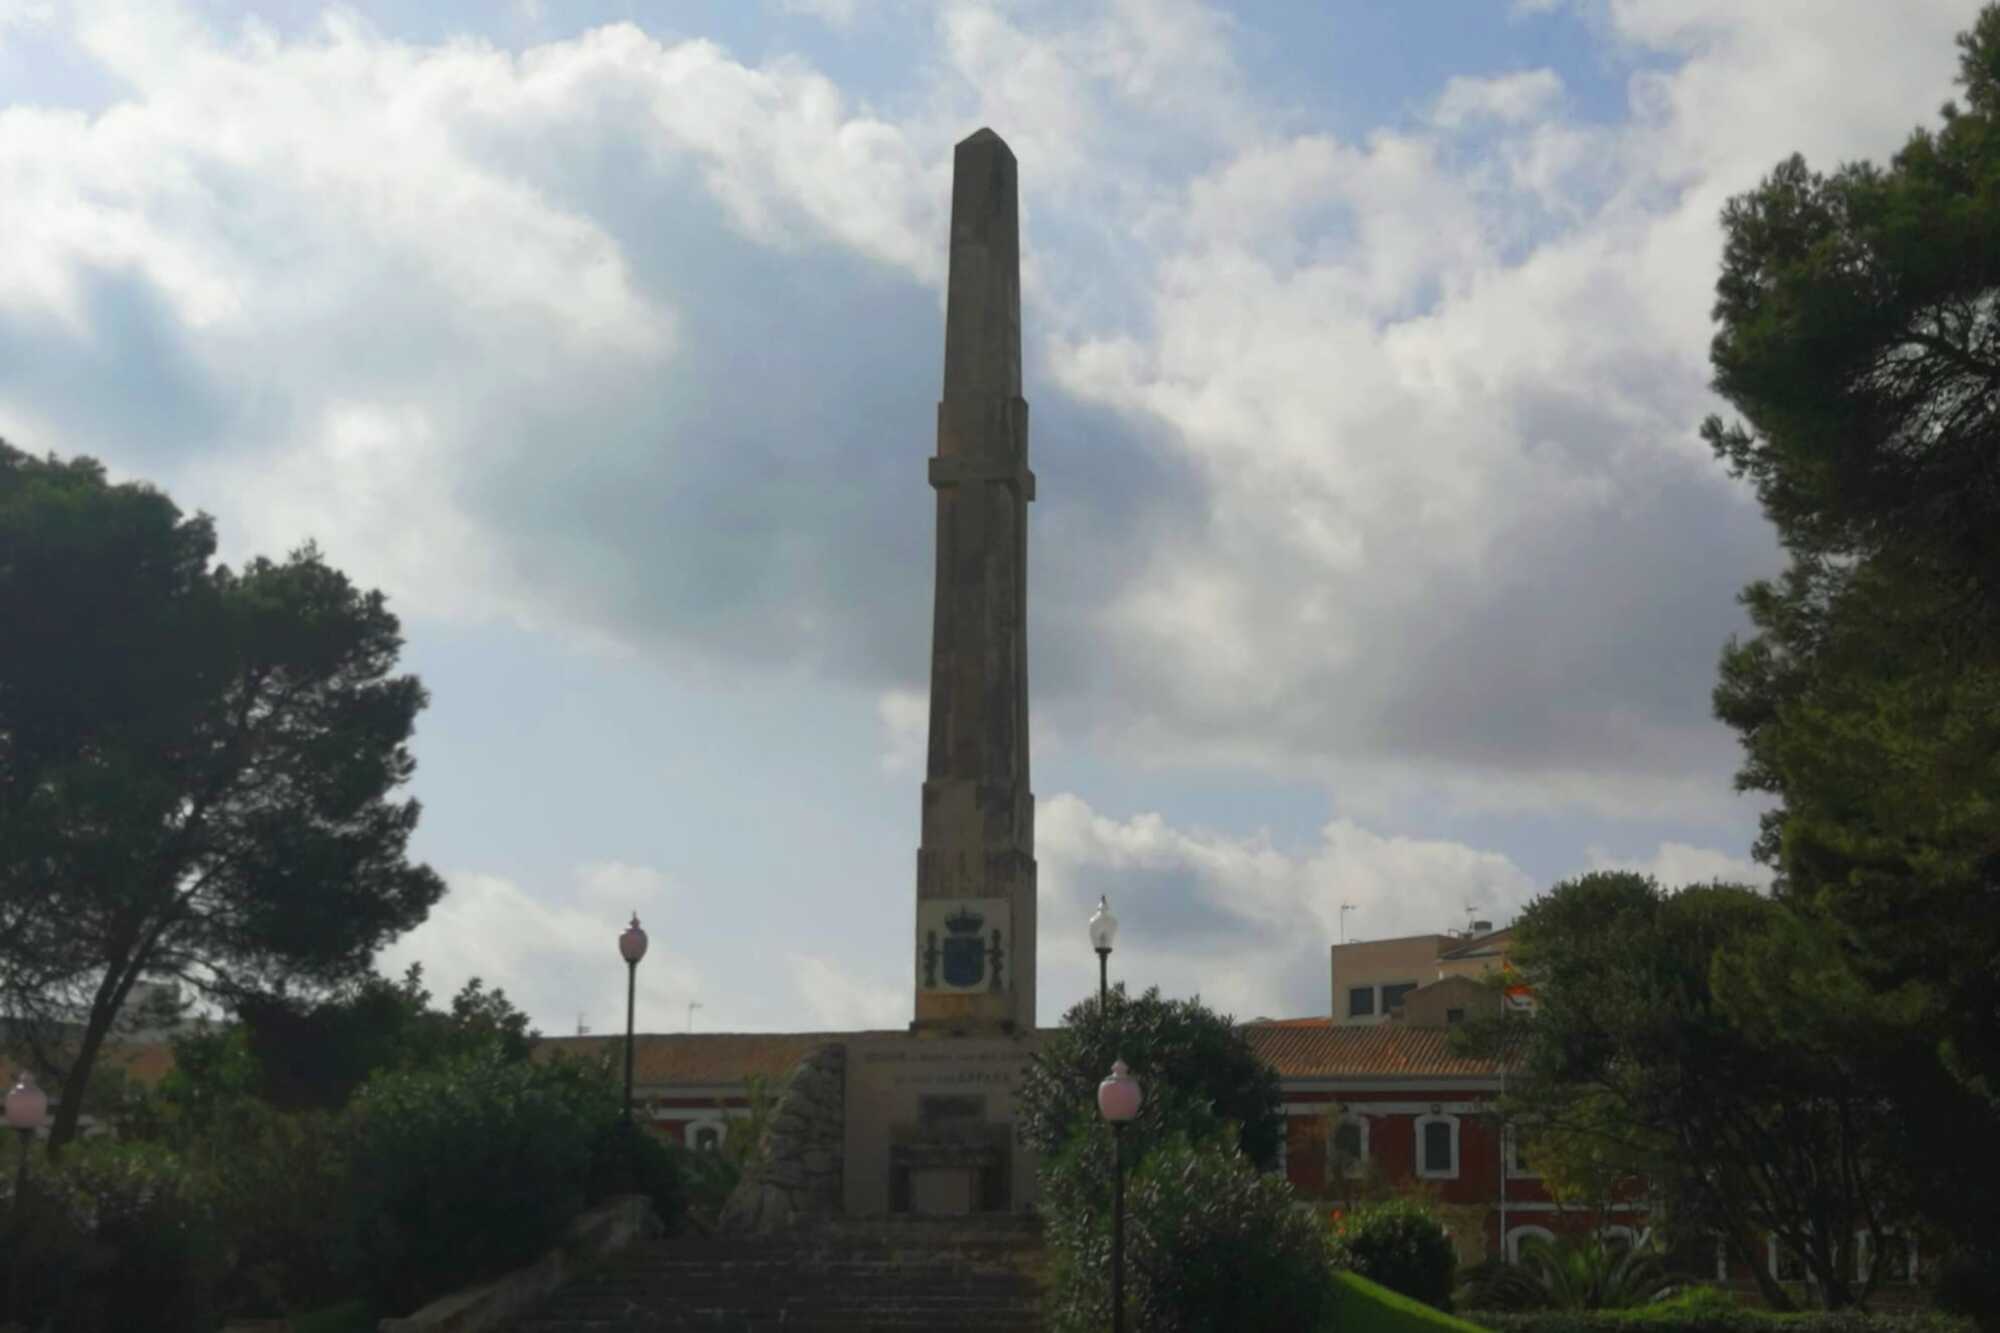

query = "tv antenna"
[575,1012,590,1037]
[1339,902,1356,944]
[687,1000,703,1032]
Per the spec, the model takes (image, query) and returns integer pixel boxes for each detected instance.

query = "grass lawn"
[1332,1270,1492,1332]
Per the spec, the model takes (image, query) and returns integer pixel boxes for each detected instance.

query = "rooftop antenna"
[687,1000,703,1033]
[1464,903,1478,936]
[1339,902,1356,944]
[575,1012,590,1037]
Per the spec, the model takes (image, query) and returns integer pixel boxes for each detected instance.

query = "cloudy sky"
[1,0,1976,1035]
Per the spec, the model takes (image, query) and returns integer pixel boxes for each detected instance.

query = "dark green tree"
[1485,873,1910,1310]
[1016,984,1283,1171]
[238,964,536,1111]
[0,443,445,1149]
[1703,10,2000,1307]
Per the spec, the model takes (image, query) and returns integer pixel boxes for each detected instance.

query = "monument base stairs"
[506,1216,1043,1332]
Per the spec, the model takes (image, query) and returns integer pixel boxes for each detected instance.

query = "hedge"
[1467,1306,1975,1333]
[1334,1270,1495,1333]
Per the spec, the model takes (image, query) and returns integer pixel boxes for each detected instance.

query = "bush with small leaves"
[1329,1196,1459,1310]
[345,1049,617,1314]
[6,1138,226,1333]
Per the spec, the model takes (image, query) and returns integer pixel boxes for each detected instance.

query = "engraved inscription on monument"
[916,899,1012,995]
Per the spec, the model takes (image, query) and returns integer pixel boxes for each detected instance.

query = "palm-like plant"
[1464,1233,1677,1311]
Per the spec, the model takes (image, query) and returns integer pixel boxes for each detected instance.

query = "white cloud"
[378,863,701,1038]
[779,0,862,27]
[1035,793,1536,1019]
[1583,840,1771,889]
[876,688,928,775]
[1,0,1979,840]
[1433,69,1564,128]
[788,955,905,1029]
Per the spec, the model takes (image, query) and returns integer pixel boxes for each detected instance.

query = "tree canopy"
[1480,872,1911,1311]
[1016,984,1283,1171]
[0,442,445,1147]
[1702,8,2000,1301]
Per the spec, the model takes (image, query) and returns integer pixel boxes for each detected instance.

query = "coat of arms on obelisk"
[917,898,1010,994]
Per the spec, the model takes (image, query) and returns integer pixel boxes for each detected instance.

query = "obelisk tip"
[956,126,1014,158]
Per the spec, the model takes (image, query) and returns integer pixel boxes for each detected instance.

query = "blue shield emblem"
[942,906,987,987]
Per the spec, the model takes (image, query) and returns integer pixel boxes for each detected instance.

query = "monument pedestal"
[844,1032,1040,1217]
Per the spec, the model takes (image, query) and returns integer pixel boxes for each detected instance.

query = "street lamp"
[1097,1058,1142,1333]
[618,913,649,1126]
[1088,895,1118,1007]
[6,1071,47,1324]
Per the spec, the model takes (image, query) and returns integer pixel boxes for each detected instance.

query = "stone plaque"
[916,899,1011,993]
[911,1166,978,1215]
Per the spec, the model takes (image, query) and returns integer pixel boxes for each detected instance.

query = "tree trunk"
[1731,1233,1795,1312]
[46,962,143,1155]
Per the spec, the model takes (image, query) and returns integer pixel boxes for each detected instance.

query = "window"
[1415,1113,1459,1179]
[1330,1115,1370,1178]
[1600,1226,1637,1254]
[1446,1007,1466,1025]
[1505,1127,1538,1179]
[1768,1234,1809,1284]
[1348,986,1376,1017]
[1860,1231,1916,1284]
[1506,1226,1555,1265]
[1381,981,1419,1012]
[687,1118,727,1152]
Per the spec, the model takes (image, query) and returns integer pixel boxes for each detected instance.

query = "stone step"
[507,1230,1045,1333]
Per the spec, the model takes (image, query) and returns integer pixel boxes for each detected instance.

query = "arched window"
[1858,1230,1916,1284]
[687,1117,727,1152]
[1506,1226,1556,1264]
[1768,1234,1811,1284]
[1330,1113,1370,1179]
[1504,1126,1539,1179]
[1414,1112,1459,1179]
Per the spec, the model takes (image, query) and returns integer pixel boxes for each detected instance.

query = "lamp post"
[1097,1058,1142,1333]
[1088,896,1117,1008]
[618,913,649,1126]
[6,1071,48,1325]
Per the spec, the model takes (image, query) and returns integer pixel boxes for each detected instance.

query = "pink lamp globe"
[618,913,649,965]
[4,1071,46,1132]
[1097,1059,1142,1124]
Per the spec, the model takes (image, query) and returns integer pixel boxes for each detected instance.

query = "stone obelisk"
[912,127,1037,1035]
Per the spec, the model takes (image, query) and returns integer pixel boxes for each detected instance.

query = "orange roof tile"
[533,1031,863,1087]
[1243,1021,1504,1079]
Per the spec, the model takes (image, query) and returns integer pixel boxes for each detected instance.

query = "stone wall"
[717,1042,846,1233]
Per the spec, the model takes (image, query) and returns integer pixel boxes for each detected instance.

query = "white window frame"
[1856,1229,1917,1285]
[1414,1112,1460,1180]
[1330,1113,1371,1179]
[686,1117,728,1151]
[1600,1225,1638,1252]
[1506,1225,1555,1264]
[1503,1125,1539,1180]
[1767,1233,1816,1286]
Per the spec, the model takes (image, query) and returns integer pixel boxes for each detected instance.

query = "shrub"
[197,1103,358,1316]
[6,1138,226,1333]
[1041,1132,1334,1332]
[1125,1136,1338,1332]
[1330,1196,1459,1310]
[346,1049,617,1314]
[1461,1234,1676,1312]
[586,1118,688,1232]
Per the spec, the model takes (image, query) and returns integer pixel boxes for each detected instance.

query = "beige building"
[1330,924,1514,1025]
